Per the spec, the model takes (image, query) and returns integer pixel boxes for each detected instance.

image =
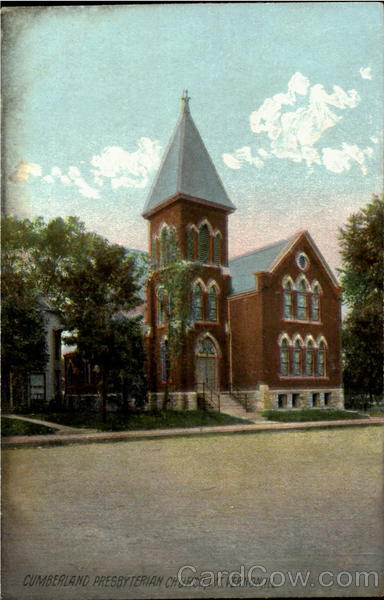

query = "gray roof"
[143,96,235,216]
[229,235,298,295]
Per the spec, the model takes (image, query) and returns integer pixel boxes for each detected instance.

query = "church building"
[143,92,344,412]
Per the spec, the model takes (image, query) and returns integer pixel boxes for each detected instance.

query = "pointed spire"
[180,89,191,113]
[142,94,236,217]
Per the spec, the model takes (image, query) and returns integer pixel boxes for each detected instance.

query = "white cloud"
[43,175,54,184]
[51,166,62,177]
[60,175,71,185]
[222,146,264,170]
[224,72,368,174]
[91,137,162,189]
[222,153,242,169]
[322,143,373,175]
[370,136,378,144]
[9,161,42,183]
[359,67,372,80]
[68,166,81,180]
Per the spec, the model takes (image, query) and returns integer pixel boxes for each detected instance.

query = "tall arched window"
[160,338,169,382]
[311,282,321,321]
[207,285,218,321]
[198,223,210,263]
[157,287,166,325]
[151,235,158,267]
[293,339,302,375]
[192,283,204,321]
[305,340,314,375]
[213,232,221,265]
[187,227,195,260]
[317,340,326,376]
[283,279,293,318]
[160,227,169,265]
[280,338,290,376]
[297,279,308,320]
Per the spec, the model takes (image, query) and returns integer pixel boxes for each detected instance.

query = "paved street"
[2,427,383,599]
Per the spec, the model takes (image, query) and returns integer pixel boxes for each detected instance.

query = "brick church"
[143,92,344,412]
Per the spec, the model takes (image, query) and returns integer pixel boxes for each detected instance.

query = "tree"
[338,194,384,403]
[153,229,201,401]
[1,217,48,407]
[1,216,146,417]
[60,234,144,420]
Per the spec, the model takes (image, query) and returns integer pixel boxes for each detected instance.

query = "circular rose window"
[296,251,309,270]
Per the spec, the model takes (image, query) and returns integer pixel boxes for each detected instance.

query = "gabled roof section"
[229,231,339,295]
[229,235,298,295]
[143,92,235,217]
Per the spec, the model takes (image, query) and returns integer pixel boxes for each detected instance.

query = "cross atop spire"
[180,89,191,112]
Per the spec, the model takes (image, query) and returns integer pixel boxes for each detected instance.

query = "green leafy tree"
[1,217,48,407]
[60,234,144,420]
[338,194,384,403]
[154,229,201,399]
[1,216,146,417]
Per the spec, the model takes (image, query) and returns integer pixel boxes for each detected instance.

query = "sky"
[3,2,383,274]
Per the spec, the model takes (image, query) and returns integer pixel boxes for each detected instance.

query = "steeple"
[142,92,235,217]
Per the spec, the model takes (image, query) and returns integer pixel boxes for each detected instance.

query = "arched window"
[280,338,290,376]
[160,227,169,265]
[297,279,308,320]
[187,227,195,260]
[317,340,326,376]
[283,279,293,318]
[305,340,314,375]
[196,337,217,356]
[293,339,302,375]
[160,338,169,382]
[157,287,166,325]
[192,283,204,321]
[311,282,321,321]
[207,285,218,321]
[198,223,210,263]
[213,232,221,265]
[151,235,158,267]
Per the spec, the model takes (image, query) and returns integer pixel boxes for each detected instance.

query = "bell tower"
[143,92,236,405]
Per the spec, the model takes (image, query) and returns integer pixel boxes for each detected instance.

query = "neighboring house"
[28,300,63,407]
[143,92,344,411]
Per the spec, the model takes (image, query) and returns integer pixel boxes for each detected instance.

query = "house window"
[305,340,314,375]
[317,340,326,376]
[277,394,287,408]
[312,392,320,407]
[192,283,204,321]
[198,223,210,263]
[296,251,310,270]
[160,338,169,383]
[283,280,293,318]
[297,280,308,320]
[280,338,290,376]
[292,393,300,408]
[312,283,320,321]
[207,286,218,321]
[213,233,221,265]
[187,228,195,260]
[324,392,331,406]
[293,340,302,375]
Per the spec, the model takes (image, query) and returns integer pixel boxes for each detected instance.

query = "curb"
[2,418,383,448]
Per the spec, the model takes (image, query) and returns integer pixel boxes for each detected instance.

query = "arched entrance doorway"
[195,336,219,390]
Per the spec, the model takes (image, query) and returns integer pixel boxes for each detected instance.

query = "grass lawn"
[2,417,56,437]
[262,408,369,422]
[25,410,252,431]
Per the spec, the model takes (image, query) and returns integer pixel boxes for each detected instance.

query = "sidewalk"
[2,414,383,448]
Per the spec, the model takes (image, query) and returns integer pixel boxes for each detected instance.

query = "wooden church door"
[195,337,218,390]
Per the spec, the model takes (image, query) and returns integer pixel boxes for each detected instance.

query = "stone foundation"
[147,392,198,411]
